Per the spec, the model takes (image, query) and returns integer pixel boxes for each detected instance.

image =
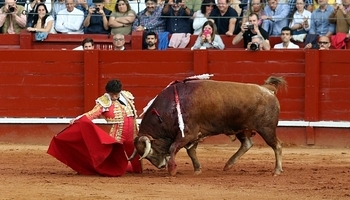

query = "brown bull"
[130,76,286,176]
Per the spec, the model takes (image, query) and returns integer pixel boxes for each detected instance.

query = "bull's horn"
[127,148,138,161]
[139,136,151,160]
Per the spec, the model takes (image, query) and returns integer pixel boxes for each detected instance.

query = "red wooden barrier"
[0,49,349,122]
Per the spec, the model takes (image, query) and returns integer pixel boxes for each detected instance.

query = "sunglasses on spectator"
[318,41,329,45]
[114,38,124,41]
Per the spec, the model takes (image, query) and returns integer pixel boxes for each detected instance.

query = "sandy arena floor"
[0,143,349,200]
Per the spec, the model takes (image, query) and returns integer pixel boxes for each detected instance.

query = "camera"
[311,44,320,49]
[8,5,15,13]
[203,29,210,36]
[95,7,100,13]
[246,24,254,29]
[250,42,260,51]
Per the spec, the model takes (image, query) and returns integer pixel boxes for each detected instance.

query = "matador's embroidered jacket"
[83,91,138,142]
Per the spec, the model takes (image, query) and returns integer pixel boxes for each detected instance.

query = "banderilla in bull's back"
[129,75,287,176]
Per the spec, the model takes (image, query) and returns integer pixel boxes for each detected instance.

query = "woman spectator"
[192,0,217,35]
[108,0,136,35]
[241,0,265,26]
[289,0,311,35]
[191,20,225,50]
[27,3,56,36]
[25,0,52,27]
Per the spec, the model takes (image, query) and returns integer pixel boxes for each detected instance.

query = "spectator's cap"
[145,0,157,3]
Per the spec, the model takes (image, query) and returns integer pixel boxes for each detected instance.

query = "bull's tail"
[264,76,287,94]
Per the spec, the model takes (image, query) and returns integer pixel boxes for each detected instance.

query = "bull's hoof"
[272,168,283,176]
[169,168,177,176]
[194,169,202,175]
[223,163,233,171]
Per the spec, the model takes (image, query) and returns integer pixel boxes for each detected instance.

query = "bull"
[130,76,286,176]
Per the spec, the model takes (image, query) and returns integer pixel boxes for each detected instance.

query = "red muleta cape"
[47,116,128,176]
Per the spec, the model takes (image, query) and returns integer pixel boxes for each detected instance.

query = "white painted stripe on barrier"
[0,118,350,128]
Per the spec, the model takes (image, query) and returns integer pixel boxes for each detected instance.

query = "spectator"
[83,38,95,49]
[329,0,350,38]
[232,13,271,50]
[25,0,52,27]
[304,35,331,49]
[104,0,117,11]
[162,0,194,34]
[274,26,300,48]
[192,0,217,35]
[247,34,265,50]
[191,20,225,50]
[75,0,94,13]
[230,0,242,16]
[113,33,126,50]
[108,0,136,35]
[307,0,335,43]
[0,0,25,7]
[288,0,312,16]
[261,0,290,36]
[25,0,52,13]
[133,0,165,34]
[186,0,202,12]
[0,0,26,34]
[209,0,238,35]
[73,37,95,50]
[52,0,66,21]
[55,0,85,34]
[27,3,55,33]
[239,0,250,12]
[242,0,265,27]
[83,0,112,34]
[145,31,158,50]
[312,0,341,10]
[289,0,311,36]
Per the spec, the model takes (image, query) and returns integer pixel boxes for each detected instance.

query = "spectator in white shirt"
[55,0,84,34]
[274,26,300,49]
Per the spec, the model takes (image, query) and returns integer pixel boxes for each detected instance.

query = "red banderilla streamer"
[151,108,163,123]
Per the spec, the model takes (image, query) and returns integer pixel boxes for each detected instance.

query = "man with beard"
[132,0,165,34]
[145,31,157,50]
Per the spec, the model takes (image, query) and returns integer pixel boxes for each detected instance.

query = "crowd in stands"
[0,0,349,49]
